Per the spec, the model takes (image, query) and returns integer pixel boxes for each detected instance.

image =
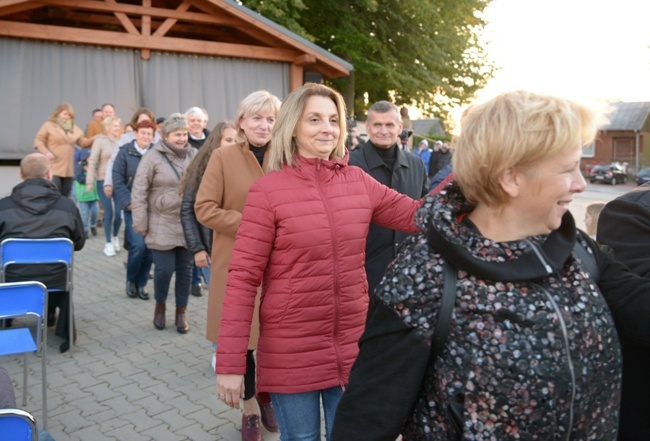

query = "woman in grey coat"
[132,114,196,334]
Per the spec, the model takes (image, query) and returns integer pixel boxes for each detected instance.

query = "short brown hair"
[20,153,51,180]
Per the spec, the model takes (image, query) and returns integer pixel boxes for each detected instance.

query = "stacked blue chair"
[0,408,39,441]
[0,282,48,430]
[0,238,74,354]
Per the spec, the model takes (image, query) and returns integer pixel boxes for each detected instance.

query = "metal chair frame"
[0,282,48,431]
[0,237,74,354]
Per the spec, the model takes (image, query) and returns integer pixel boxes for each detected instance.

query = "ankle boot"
[154,302,166,330]
[175,305,189,334]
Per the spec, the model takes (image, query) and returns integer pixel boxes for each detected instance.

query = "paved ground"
[4,233,282,441]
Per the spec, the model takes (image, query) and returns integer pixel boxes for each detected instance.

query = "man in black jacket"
[598,183,650,441]
[0,153,85,353]
[349,101,428,296]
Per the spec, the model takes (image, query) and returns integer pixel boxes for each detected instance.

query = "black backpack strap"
[431,260,457,357]
[573,241,599,284]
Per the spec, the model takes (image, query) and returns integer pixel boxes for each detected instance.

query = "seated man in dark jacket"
[0,153,85,353]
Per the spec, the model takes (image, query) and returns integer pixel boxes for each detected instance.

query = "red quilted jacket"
[216,154,424,393]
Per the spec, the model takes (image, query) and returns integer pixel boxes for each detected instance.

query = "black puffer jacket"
[333,182,650,440]
[180,169,212,255]
[0,178,85,289]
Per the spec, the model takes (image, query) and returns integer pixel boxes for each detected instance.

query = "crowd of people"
[3,86,650,441]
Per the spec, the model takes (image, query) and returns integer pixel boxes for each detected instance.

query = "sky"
[474,0,650,106]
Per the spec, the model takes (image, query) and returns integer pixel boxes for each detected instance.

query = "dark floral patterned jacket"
[333,182,650,441]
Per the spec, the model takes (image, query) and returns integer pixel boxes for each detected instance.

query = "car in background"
[636,168,650,185]
[589,164,627,185]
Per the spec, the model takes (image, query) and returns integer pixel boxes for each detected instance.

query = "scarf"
[162,140,190,159]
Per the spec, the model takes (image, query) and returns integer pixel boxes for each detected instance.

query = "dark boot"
[153,302,166,330]
[241,414,262,441]
[256,392,279,432]
[175,305,189,334]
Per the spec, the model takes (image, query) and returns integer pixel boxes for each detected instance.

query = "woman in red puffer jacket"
[216,83,427,440]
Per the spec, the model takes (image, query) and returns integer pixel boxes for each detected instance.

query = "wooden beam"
[0,2,41,16]
[0,20,302,62]
[31,0,245,27]
[290,63,303,91]
[153,1,190,38]
[196,0,350,77]
[0,0,31,7]
[104,0,138,35]
[140,0,151,59]
[294,54,316,66]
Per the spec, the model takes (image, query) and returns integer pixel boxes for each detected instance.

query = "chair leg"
[65,287,74,355]
[22,352,27,407]
[42,339,47,430]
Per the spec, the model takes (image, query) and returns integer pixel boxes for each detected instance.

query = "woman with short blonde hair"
[195,90,281,439]
[87,116,123,256]
[454,90,598,207]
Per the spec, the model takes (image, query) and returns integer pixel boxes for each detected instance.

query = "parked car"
[589,164,627,185]
[636,168,650,185]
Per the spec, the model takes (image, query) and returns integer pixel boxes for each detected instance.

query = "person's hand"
[86,182,93,193]
[194,250,211,268]
[104,185,113,198]
[45,152,55,161]
[126,204,132,211]
[217,374,245,409]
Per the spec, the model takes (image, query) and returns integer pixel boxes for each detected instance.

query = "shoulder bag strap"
[431,260,457,358]
[162,153,181,180]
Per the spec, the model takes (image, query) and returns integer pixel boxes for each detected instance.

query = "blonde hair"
[585,201,606,237]
[101,116,122,134]
[235,90,281,143]
[454,90,599,207]
[48,102,75,122]
[268,83,347,172]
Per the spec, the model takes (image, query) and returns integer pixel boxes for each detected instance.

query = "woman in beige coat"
[87,116,122,257]
[132,114,197,334]
[34,102,94,196]
[195,90,281,439]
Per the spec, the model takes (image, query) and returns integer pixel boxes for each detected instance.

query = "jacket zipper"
[527,242,575,439]
[315,160,346,390]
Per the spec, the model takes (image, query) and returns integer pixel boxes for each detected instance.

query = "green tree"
[240,0,494,122]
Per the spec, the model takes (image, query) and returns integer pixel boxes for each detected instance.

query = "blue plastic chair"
[0,238,74,354]
[0,282,48,431]
[0,408,38,441]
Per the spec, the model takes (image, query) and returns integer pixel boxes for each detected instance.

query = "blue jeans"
[270,386,344,441]
[78,200,99,235]
[123,211,153,288]
[151,247,193,306]
[97,180,122,243]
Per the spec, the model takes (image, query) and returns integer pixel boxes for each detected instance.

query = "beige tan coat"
[195,141,268,348]
[86,135,119,183]
[34,121,89,177]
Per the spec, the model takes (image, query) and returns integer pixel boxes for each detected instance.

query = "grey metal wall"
[0,37,290,159]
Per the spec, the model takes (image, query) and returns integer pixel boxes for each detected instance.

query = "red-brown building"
[583,102,650,175]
